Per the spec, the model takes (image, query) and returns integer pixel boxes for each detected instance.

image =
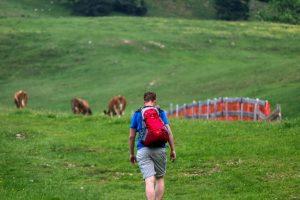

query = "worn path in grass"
[0,110,299,199]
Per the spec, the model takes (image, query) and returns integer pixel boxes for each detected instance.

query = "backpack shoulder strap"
[157,107,164,114]
[135,107,142,113]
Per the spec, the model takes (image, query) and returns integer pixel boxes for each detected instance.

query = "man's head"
[144,92,156,105]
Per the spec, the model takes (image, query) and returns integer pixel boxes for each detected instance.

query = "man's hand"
[129,128,136,165]
[170,150,176,162]
[130,154,137,164]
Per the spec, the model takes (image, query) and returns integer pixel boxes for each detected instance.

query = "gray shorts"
[136,147,167,179]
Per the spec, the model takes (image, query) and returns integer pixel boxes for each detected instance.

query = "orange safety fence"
[167,97,272,121]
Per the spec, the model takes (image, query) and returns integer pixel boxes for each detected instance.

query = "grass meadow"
[0,17,299,118]
[0,110,299,199]
[0,1,300,199]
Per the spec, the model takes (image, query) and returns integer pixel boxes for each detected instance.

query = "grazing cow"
[14,90,28,109]
[104,95,127,117]
[71,98,92,115]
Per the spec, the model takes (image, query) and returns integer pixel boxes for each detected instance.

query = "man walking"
[129,92,176,200]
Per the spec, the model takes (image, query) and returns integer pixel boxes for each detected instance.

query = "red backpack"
[141,106,169,147]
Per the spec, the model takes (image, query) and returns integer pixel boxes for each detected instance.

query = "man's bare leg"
[145,176,156,200]
[155,177,164,200]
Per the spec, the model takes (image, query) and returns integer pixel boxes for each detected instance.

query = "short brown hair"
[144,92,156,102]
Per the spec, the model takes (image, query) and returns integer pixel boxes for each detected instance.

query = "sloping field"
[0,0,215,19]
[0,0,70,18]
[1,1,299,200]
[0,110,299,199]
[0,0,265,19]
[0,17,299,117]
[144,0,215,19]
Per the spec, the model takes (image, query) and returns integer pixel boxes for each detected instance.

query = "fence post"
[277,104,282,121]
[176,104,179,118]
[191,101,195,119]
[207,99,210,120]
[198,101,202,119]
[240,102,244,121]
[225,97,228,120]
[213,98,217,119]
[253,98,259,121]
[170,103,173,116]
[192,100,197,119]
[183,103,187,118]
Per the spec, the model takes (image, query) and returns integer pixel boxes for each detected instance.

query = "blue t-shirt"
[130,107,169,150]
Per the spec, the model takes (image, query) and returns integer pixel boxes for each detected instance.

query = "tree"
[114,0,147,16]
[69,0,113,16]
[61,0,148,16]
[214,0,250,20]
[259,0,300,24]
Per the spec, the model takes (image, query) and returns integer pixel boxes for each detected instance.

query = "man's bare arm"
[166,124,176,161]
[129,128,137,164]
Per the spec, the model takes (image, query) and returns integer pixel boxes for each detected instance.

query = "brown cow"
[104,95,127,117]
[14,90,28,109]
[71,98,92,115]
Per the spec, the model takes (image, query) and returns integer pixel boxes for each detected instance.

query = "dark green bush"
[114,0,147,16]
[72,0,113,16]
[258,0,300,24]
[62,0,147,16]
[214,0,250,20]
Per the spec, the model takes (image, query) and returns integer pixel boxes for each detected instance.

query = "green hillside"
[0,0,215,19]
[145,0,267,19]
[0,17,299,117]
[0,0,267,19]
[144,0,216,19]
[0,0,70,18]
[0,111,299,199]
[1,1,299,200]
